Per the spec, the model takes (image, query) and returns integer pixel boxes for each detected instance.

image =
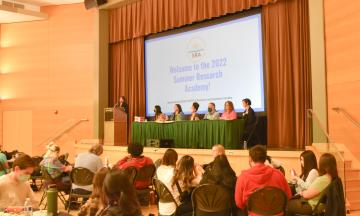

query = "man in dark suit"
[241,98,257,147]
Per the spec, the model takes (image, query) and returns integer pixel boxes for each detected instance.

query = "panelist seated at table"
[169,104,185,121]
[0,154,38,208]
[153,105,168,122]
[220,100,237,120]
[203,102,220,120]
[189,102,200,121]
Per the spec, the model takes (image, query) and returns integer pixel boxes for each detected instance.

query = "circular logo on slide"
[187,38,205,62]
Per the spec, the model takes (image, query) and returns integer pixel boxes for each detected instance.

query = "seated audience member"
[115,143,154,189]
[0,154,38,208]
[73,144,104,194]
[203,102,220,120]
[235,145,291,214]
[153,105,168,122]
[172,155,203,216]
[221,101,237,120]
[78,167,110,216]
[40,143,73,193]
[203,144,225,172]
[200,155,237,214]
[169,104,185,121]
[242,98,256,130]
[290,150,318,194]
[156,149,179,216]
[98,170,142,216]
[189,102,200,121]
[286,153,338,216]
[0,151,9,176]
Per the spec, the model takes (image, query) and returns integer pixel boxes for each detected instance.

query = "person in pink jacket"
[221,100,237,120]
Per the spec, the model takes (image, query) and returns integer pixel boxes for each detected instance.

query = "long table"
[131,119,245,149]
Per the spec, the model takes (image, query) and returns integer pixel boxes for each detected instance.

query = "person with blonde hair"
[40,143,72,193]
[73,143,104,194]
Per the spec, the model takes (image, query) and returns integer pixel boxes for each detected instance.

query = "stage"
[75,140,303,178]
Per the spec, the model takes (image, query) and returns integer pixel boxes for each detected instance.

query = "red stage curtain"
[109,0,277,43]
[109,0,312,149]
[263,0,312,149]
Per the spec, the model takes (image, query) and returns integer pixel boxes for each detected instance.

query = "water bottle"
[23,198,32,216]
[243,141,247,150]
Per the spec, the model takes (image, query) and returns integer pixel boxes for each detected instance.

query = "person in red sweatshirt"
[235,145,292,215]
[115,143,154,189]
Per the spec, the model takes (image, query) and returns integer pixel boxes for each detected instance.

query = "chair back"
[70,167,94,186]
[135,164,156,182]
[123,166,137,184]
[41,166,57,188]
[153,178,178,207]
[247,186,287,215]
[191,184,232,216]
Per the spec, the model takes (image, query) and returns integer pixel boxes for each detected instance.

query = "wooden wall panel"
[0,4,96,157]
[324,0,360,159]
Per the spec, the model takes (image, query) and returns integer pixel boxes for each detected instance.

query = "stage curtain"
[263,0,312,149]
[109,0,277,43]
[109,37,145,138]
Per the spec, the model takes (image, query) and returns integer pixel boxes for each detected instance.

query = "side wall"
[0,4,96,157]
[324,0,360,159]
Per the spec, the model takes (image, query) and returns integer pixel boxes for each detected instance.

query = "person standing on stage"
[114,96,128,114]
[242,98,256,130]
[221,101,237,120]
[189,102,200,121]
[169,104,184,121]
[203,102,220,120]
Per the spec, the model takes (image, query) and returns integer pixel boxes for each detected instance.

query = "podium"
[104,107,128,146]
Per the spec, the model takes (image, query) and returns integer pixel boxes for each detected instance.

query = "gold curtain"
[263,0,312,149]
[109,0,277,43]
[109,0,312,149]
[109,37,145,138]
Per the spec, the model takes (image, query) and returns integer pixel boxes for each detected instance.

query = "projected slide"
[145,13,265,116]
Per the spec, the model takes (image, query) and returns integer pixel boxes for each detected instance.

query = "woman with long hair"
[153,105,168,122]
[290,150,319,194]
[172,155,202,216]
[156,149,179,215]
[286,153,339,216]
[98,170,142,216]
[78,167,109,216]
[169,104,184,121]
[220,101,237,120]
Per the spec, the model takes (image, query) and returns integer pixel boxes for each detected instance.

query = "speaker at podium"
[104,107,127,146]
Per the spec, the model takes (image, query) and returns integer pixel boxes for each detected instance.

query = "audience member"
[203,144,225,172]
[286,153,338,216]
[235,145,291,215]
[172,155,202,216]
[156,149,179,215]
[78,167,110,216]
[73,143,104,194]
[98,170,142,216]
[0,154,38,208]
[266,156,285,175]
[203,102,220,120]
[290,150,318,194]
[153,105,168,122]
[0,151,9,176]
[189,102,200,121]
[221,101,237,120]
[40,143,72,193]
[200,155,237,214]
[115,143,154,189]
[169,104,184,121]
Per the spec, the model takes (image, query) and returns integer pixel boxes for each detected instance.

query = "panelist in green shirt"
[169,104,184,121]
